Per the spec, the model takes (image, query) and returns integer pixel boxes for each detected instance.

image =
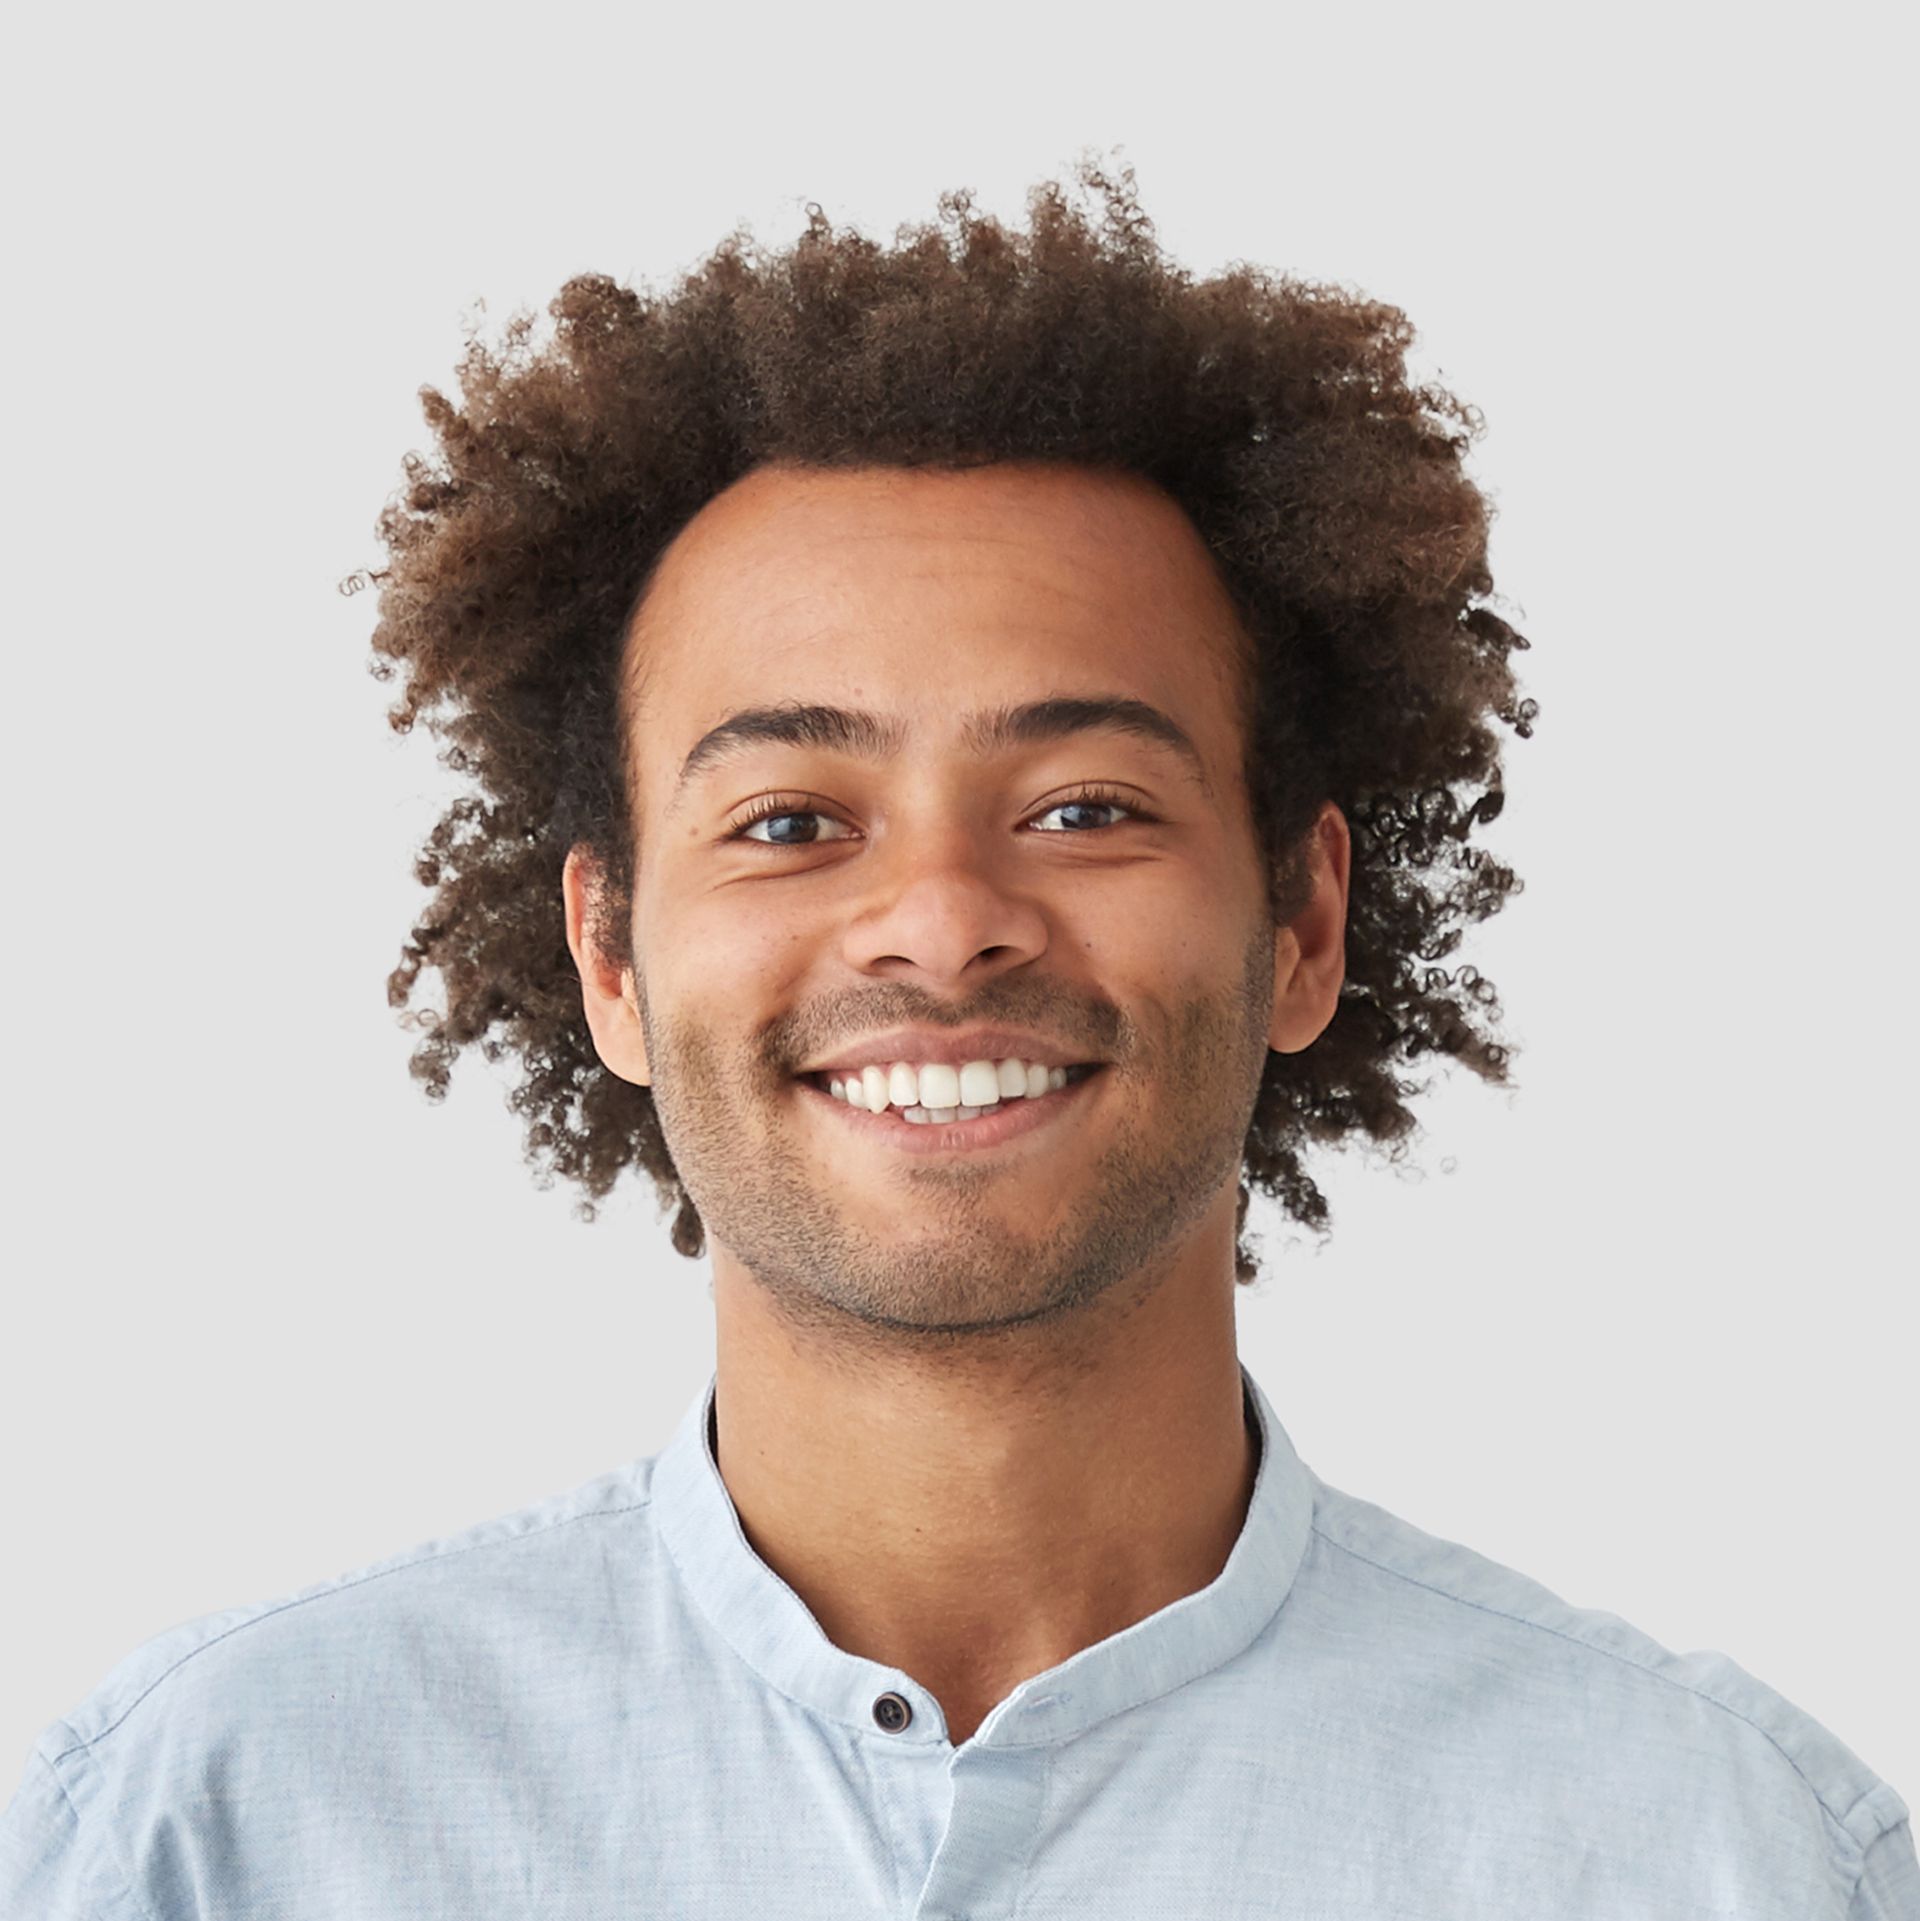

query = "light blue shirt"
[4,1361,1913,1918]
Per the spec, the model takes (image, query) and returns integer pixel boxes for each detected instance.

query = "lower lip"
[793,1068,1106,1156]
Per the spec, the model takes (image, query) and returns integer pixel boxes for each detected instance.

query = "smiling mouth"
[796,1061,1103,1123]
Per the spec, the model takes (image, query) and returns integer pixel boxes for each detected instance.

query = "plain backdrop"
[4,0,1912,1808]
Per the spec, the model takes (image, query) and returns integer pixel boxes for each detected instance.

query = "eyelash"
[725,783,1156,846]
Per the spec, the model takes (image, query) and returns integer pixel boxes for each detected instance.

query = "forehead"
[624,460,1250,795]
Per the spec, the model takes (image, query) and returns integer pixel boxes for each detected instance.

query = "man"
[4,165,1912,1917]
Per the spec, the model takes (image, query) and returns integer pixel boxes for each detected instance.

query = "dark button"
[872,1691,913,1732]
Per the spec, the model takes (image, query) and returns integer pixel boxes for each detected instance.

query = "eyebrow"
[668,695,1212,814]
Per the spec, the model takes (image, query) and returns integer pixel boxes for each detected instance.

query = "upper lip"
[795,1027,1104,1075]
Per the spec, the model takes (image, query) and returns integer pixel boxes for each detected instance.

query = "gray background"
[5,0,1912,1805]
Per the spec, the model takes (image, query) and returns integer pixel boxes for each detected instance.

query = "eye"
[722,783,1156,849]
[1028,784,1154,834]
[727,794,855,846]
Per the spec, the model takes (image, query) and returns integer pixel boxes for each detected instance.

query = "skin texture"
[562,458,1349,1746]
[376,168,1533,1282]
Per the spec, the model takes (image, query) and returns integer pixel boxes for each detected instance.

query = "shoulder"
[50,1454,656,1753]
[1,1455,660,1917]
[1299,1472,1909,1894]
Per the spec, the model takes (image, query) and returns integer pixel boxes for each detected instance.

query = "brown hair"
[356,157,1538,1285]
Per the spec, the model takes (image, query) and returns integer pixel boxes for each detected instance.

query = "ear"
[1268,801,1351,1055]
[562,844,652,1087]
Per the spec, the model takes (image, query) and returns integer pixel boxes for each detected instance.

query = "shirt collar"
[650,1356,1316,1749]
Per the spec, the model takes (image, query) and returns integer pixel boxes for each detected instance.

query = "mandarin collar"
[650,1357,1316,1749]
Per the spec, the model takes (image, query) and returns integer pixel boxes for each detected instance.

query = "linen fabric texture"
[3,1362,1913,1918]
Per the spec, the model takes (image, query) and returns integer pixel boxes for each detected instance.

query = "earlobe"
[610,955,652,1088]
[1265,802,1351,1057]
[1266,928,1306,1055]
[562,845,653,1088]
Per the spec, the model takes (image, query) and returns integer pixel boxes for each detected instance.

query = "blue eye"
[730,800,853,846]
[724,784,1154,847]
[1029,789,1143,833]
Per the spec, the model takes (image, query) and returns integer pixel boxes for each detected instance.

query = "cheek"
[1073,901,1214,994]
[646,900,814,1069]
[654,890,806,984]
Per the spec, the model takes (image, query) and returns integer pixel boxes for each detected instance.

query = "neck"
[705,1226,1259,1744]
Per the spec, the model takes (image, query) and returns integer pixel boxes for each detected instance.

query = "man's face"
[575,459,1340,1345]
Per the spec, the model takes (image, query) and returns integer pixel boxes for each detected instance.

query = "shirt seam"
[1010,1745,1056,1921]
[1845,1819,1912,1916]
[38,1740,163,1921]
[50,1497,654,1765]
[1846,1850,1868,1918]
[1310,1521,1873,1857]
[1839,1782,1908,1833]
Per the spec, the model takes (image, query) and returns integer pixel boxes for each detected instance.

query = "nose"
[837,825,1050,986]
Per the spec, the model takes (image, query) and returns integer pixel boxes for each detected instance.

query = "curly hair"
[355,156,1537,1286]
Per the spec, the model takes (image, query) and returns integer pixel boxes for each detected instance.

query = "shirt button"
[871,1691,913,1732]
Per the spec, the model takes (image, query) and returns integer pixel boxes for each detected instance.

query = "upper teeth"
[826,1058,1070,1115]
